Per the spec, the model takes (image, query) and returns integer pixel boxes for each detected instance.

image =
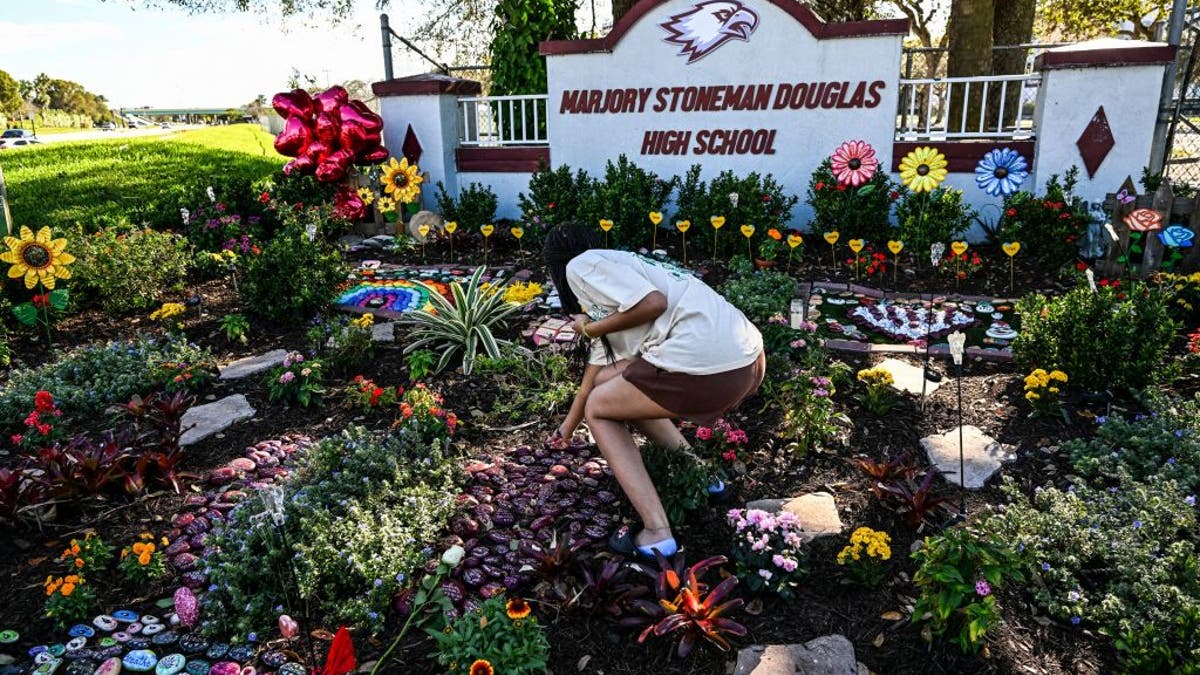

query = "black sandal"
[609,524,678,559]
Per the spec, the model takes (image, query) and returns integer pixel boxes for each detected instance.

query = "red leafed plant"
[879,466,953,529]
[575,556,649,618]
[847,451,921,499]
[621,553,746,658]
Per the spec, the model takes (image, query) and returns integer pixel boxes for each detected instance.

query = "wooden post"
[1141,182,1173,278]
[1184,193,1200,272]
[0,165,11,236]
[1100,176,1137,278]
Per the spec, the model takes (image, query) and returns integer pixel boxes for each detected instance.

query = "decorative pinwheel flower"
[974,148,1029,197]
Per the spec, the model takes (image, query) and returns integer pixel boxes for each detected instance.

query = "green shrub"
[69,226,191,313]
[517,162,594,240]
[894,186,974,263]
[201,424,463,636]
[980,477,1200,670]
[580,155,677,249]
[999,167,1090,267]
[721,268,794,324]
[0,335,215,430]
[240,226,347,324]
[473,344,575,423]
[431,595,550,674]
[1012,283,1178,392]
[673,165,801,256]
[1066,395,1200,493]
[641,443,718,524]
[435,181,498,233]
[806,157,899,243]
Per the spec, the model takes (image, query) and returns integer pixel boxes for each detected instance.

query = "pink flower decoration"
[174,586,199,628]
[830,140,879,187]
[279,614,300,639]
[1124,208,1163,232]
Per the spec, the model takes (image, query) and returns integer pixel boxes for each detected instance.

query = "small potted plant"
[756,228,784,269]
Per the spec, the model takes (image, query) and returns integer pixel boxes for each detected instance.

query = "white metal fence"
[895,74,1042,141]
[459,94,549,146]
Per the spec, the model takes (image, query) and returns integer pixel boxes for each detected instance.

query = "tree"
[1037,0,1171,40]
[0,70,22,119]
[808,0,881,22]
[947,0,994,133]
[125,0,363,19]
[490,0,577,96]
[612,0,637,24]
[991,0,1035,128]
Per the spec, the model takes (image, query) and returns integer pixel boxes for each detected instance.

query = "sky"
[0,0,439,109]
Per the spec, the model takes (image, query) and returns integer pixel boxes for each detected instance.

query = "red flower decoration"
[1124,208,1163,232]
[322,626,357,675]
[830,140,879,187]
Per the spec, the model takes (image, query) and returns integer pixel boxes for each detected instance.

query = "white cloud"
[0,20,122,57]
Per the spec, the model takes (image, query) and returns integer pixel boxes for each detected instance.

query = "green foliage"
[265,352,324,407]
[641,443,719,524]
[673,165,801,255]
[911,526,1025,653]
[581,155,677,249]
[240,225,347,324]
[517,162,594,237]
[806,157,898,243]
[431,595,550,674]
[894,186,974,262]
[406,349,436,382]
[117,536,168,585]
[435,181,498,233]
[979,476,1200,670]
[473,343,575,423]
[1038,0,1169,40]
[999,168,1090,267]
[0,69,22,116]
[202,424,463,635]
[0,335,214,430]
[69,225,191,313]
[1114,605,1200,674]
[761,361,841,455]
[402,266,519,375]
[306,315,374,375]
[490,0,577,96]
[1012,282,1178,392]
[219,313,249,345]
[720,268,794,324]
[1066,395,1200,494]
[4,124,284,231]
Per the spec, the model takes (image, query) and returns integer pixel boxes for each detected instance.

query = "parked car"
[101,122,116,131]
[1,129,35,140]
[0,138,42,149]
[160,122,171,129]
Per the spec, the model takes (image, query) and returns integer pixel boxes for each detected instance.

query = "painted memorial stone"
[127,640,151,652]
[140,617,160,626]
[178,636,209,654]
[524,317,578,347]
[64,649,96,661]
[155,654,186,675]
[68,625,95,639]
[0,631,15,644]
[259,652,287,668]
[49,645,68,657]
[93,617,119,632]
[63,661,97,675]
[225,646,253,663]
[94,657,123,675]
[29,646,48,657]
[203,643,228,660]
[122,650,158,672]
[277,664,306,675]
[31,657,61,674]
[183,660,210,675]
[98,638,117,648]
[207,662,239,675]
[151,632,178,647]
[34,651,55,664]
[126,624,142,636]
[97,646,123,660]
[141,625,165,637]
[112,611,138,624]
[65,638,87,652]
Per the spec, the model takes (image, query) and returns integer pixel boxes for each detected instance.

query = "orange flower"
[131,542,148,556]
[70,542,81,555]
[138,551,152,566]
[74,558,85,568]
[60,582,76,597]
[469,660,494,675]
[767,228,782,241]
[65,575,79,584]
[506,596,532,620]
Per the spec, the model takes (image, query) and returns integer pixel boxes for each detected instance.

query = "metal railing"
[896,74,1042,141]
[459,95,549,146]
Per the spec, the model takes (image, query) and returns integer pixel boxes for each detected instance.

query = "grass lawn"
[0,123,284,231]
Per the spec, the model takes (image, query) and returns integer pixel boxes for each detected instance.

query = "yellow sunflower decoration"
[1,226,75,290]
[380,157,424,204]
[898,146,948,193]
[356,186,375,205]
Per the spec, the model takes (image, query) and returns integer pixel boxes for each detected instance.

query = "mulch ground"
[0,240,1132,674]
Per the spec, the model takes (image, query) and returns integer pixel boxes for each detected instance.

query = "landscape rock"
[372,321,398,342]
[218,349,287,380]
[875,357,940,396]
[745,492,843,542]
[734,635,859,675]
[180,395,256,446]
[407,211,444,241]
[361,234,395,249]
[920,425,1015,489]
[337,234,365,248]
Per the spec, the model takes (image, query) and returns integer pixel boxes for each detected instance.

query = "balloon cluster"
[272,85,388,183]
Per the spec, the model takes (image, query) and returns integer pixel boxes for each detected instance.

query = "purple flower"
[813,388,829,398]
[1187,495,1196,506]
[1041,562,1051,571]
[1068,590,1080,601]
[1133,520,1143,529]
[279,371,296,384]
[1070,616,1081,626]
[1097,416,1108,424]
[247,633,257,642]
[975,580,991,597]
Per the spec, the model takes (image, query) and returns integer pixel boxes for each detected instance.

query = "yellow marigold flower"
[161,536,169,546]
[1026,391,1040,400]
[1049,387,1060,394]
[150,303,185,321]
[1050,370,1068,382]
[351,313,375,329]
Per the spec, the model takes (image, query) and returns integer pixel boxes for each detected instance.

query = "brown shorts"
[622,351,766,426]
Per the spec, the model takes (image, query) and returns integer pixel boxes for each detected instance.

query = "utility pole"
[1150,0,1189,173]
[0,165,13,236]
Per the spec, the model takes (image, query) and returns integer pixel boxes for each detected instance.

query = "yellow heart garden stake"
[676,220,691,265]
[710,216,726,261]
[511,226,524,261]
[740,224,755,259]
[786,233,803,271]
[1002,241,1021,294]
[445,221,458,261]
[418,224,430,262]
[481,223,494,267]
[823,231,839,270]
[950,241,968,288]
[648,211,663,250]
[848,238,865,281]
[599,219,614,248]
[887,240,904,287]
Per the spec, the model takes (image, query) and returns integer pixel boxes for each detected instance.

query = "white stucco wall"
[379,93,461,212]
[545,0,904,226]
[458,171,533,220]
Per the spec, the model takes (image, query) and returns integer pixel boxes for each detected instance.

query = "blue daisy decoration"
[1158,225,1195,248]
[975,148,1029,197]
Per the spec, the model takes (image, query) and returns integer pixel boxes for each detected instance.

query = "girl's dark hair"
[541,224,616,363]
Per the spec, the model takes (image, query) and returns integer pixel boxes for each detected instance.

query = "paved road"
[25,124,205,145]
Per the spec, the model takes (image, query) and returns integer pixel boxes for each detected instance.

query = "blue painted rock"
[154,654,185,675]
[141,625,165,637]
[183,661,210,675]
[93,616,119,632]
[112,611,138,624]
[150,633,177,647]
[111,634,131,644]
[68,626,95,639]
[127,640,151,652]
[121,650,158,672]
[48,645,67,657]
[202,644,228,661]
[259,652,286,668]
[277,663,306,675]
[0,631,16,644]
[177,636,208,655]
[96,646,123,660]
[65,638,87,652]
[63,661,96,675]
[225,647,253,663]
[206,662,239,675]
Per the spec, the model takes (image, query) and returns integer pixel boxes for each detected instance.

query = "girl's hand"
[571,314,591,338]
[548,426,570,450]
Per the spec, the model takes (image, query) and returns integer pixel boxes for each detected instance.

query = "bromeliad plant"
[880,467,953,530]
[266,352,325,407]
[402,266,519,375]
[725,508,807,600]
[848,451,921,500]
[623,553,747,658]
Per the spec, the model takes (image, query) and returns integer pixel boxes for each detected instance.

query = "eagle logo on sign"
[659,1,760,64]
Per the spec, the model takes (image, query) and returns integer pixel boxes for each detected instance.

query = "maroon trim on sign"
[1035,44,1177,70]
[372,74,483,97]
[456,146,550,173]
[539,0,908,56]
[890,140,1037,174]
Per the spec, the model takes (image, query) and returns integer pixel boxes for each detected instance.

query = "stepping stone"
[744,492,844,542]
[920,425,1015,489]
[337,234,364,248]
[371,321,398,343]
[180,395,256,446]
[734,635,860,675]
[875,357,940,396]
[219,350,288,380]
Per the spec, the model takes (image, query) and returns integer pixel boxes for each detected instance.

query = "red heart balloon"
[314,86,349,114]
[274,116,313,157]
[316,149,354,183]
[304,139,331,163]
[272,89,314,120]
[339,121,370,156]
[342,100,384,134]
[358,145,389,164]
[283,154,316,176]
[314,111,341,144]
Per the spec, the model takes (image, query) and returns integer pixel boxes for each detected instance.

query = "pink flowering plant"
[691,419,748,472]
[725,508,807,600]
[265,351,325,407]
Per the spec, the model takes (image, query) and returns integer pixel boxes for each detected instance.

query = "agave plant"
[402,266,519,375]
[621,553,746,658]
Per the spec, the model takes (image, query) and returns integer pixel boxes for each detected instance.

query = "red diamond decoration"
[402,125,422,165]
[1076,106,1115,179]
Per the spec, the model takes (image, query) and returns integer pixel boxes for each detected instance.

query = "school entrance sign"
[541,0,907,219]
